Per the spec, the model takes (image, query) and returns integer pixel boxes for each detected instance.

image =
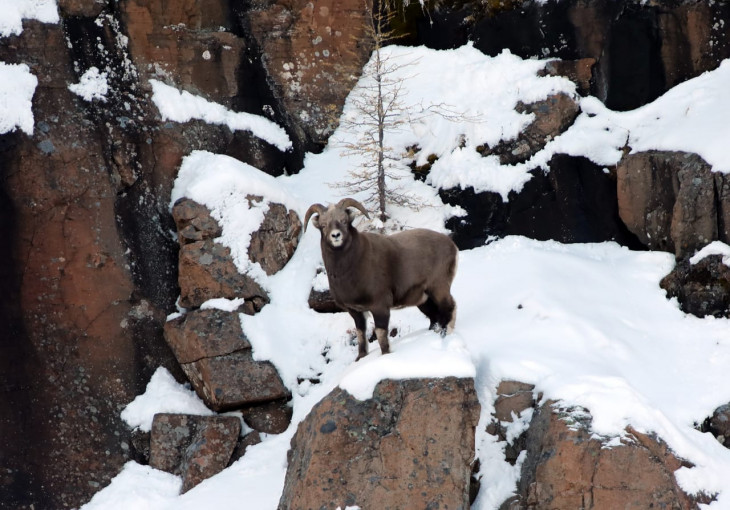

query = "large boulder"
[617,151,730,257]
[246,197,303,276]
[279,377,480,510]
[178,240,269,309]
[506,401,702,509]
[149,413,241,493]
[164,309,289,410]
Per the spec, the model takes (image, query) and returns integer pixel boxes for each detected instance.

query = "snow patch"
[0,0,59,38]
[0,63,37,135]
[69,67,109,102]
[150,80,292,151]
[690,241,730,266]
[120,367,213,432]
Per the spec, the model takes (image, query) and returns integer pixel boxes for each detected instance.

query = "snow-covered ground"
[6,4,730,507]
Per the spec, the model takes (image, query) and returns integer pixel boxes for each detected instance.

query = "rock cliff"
[2,0,730,508]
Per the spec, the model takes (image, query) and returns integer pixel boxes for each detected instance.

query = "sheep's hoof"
[355,351,367,361]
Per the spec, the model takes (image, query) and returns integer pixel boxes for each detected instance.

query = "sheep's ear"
[312,214,322,229]
[304,203,326,232]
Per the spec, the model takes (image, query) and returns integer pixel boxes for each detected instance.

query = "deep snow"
[5,4,730,508]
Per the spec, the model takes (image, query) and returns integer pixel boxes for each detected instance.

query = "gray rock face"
[279,377,480,510]
[149,413,241,493]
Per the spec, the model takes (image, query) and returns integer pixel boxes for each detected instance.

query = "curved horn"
[336,197,370,219]
[303,203,326,232]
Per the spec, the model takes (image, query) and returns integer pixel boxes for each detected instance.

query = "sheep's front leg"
[348,309,368,361]
[372,309,391,355]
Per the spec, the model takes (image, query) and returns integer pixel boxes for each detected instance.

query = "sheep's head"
[304,198,370,249]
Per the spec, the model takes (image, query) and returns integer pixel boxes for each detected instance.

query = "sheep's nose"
[331,231,341,240]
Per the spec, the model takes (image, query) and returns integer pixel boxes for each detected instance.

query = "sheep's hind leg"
[372,310,391,355]
[348,309,368,361]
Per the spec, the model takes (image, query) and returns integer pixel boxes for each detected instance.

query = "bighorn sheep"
[304,198,458,360]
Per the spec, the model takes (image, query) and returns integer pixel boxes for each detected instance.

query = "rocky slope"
[2,0,730,508]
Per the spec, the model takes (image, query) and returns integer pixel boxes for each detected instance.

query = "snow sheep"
[304,198,458,360]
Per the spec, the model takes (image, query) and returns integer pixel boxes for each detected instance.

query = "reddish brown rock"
[244,0,373,144]
[164,308,251,364]
[308,287,342,313]
[279,377,480,510]
[121,0,242,104]
[511,401,701,509]
[240,399,293,435]
[484,93,580,165]
[173,197,300,308]
[248,200,303,276]
[178,239,269,308]
[182,351,289,411]
[493,380,537,423]
[616,151,729,257]
[164,309,289,410]
[150,413,241,493]
[541,58,596,96]
[486,381,537,466]
[229,431,263,465]
[172,198,223,244]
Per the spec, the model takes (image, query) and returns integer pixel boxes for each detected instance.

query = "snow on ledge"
[0,63,37,135]
[689,240,730,266]
[0,0,59,38]
[120,367,213,432]
[150,79,292,151]
[338,331,476,401]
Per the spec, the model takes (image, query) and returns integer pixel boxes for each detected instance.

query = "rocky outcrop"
[164,309,289,411]
[166,197,298,411]
[437,87,640,250]
[485,93,580,165]
[171,197,302,308]
[617,151,730,258]
[150,413,241,493]
[501,400,703,509]
[279,377,480,510]
[172,198,265,309]
[247,198,303,276]
[661,254,730,318]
